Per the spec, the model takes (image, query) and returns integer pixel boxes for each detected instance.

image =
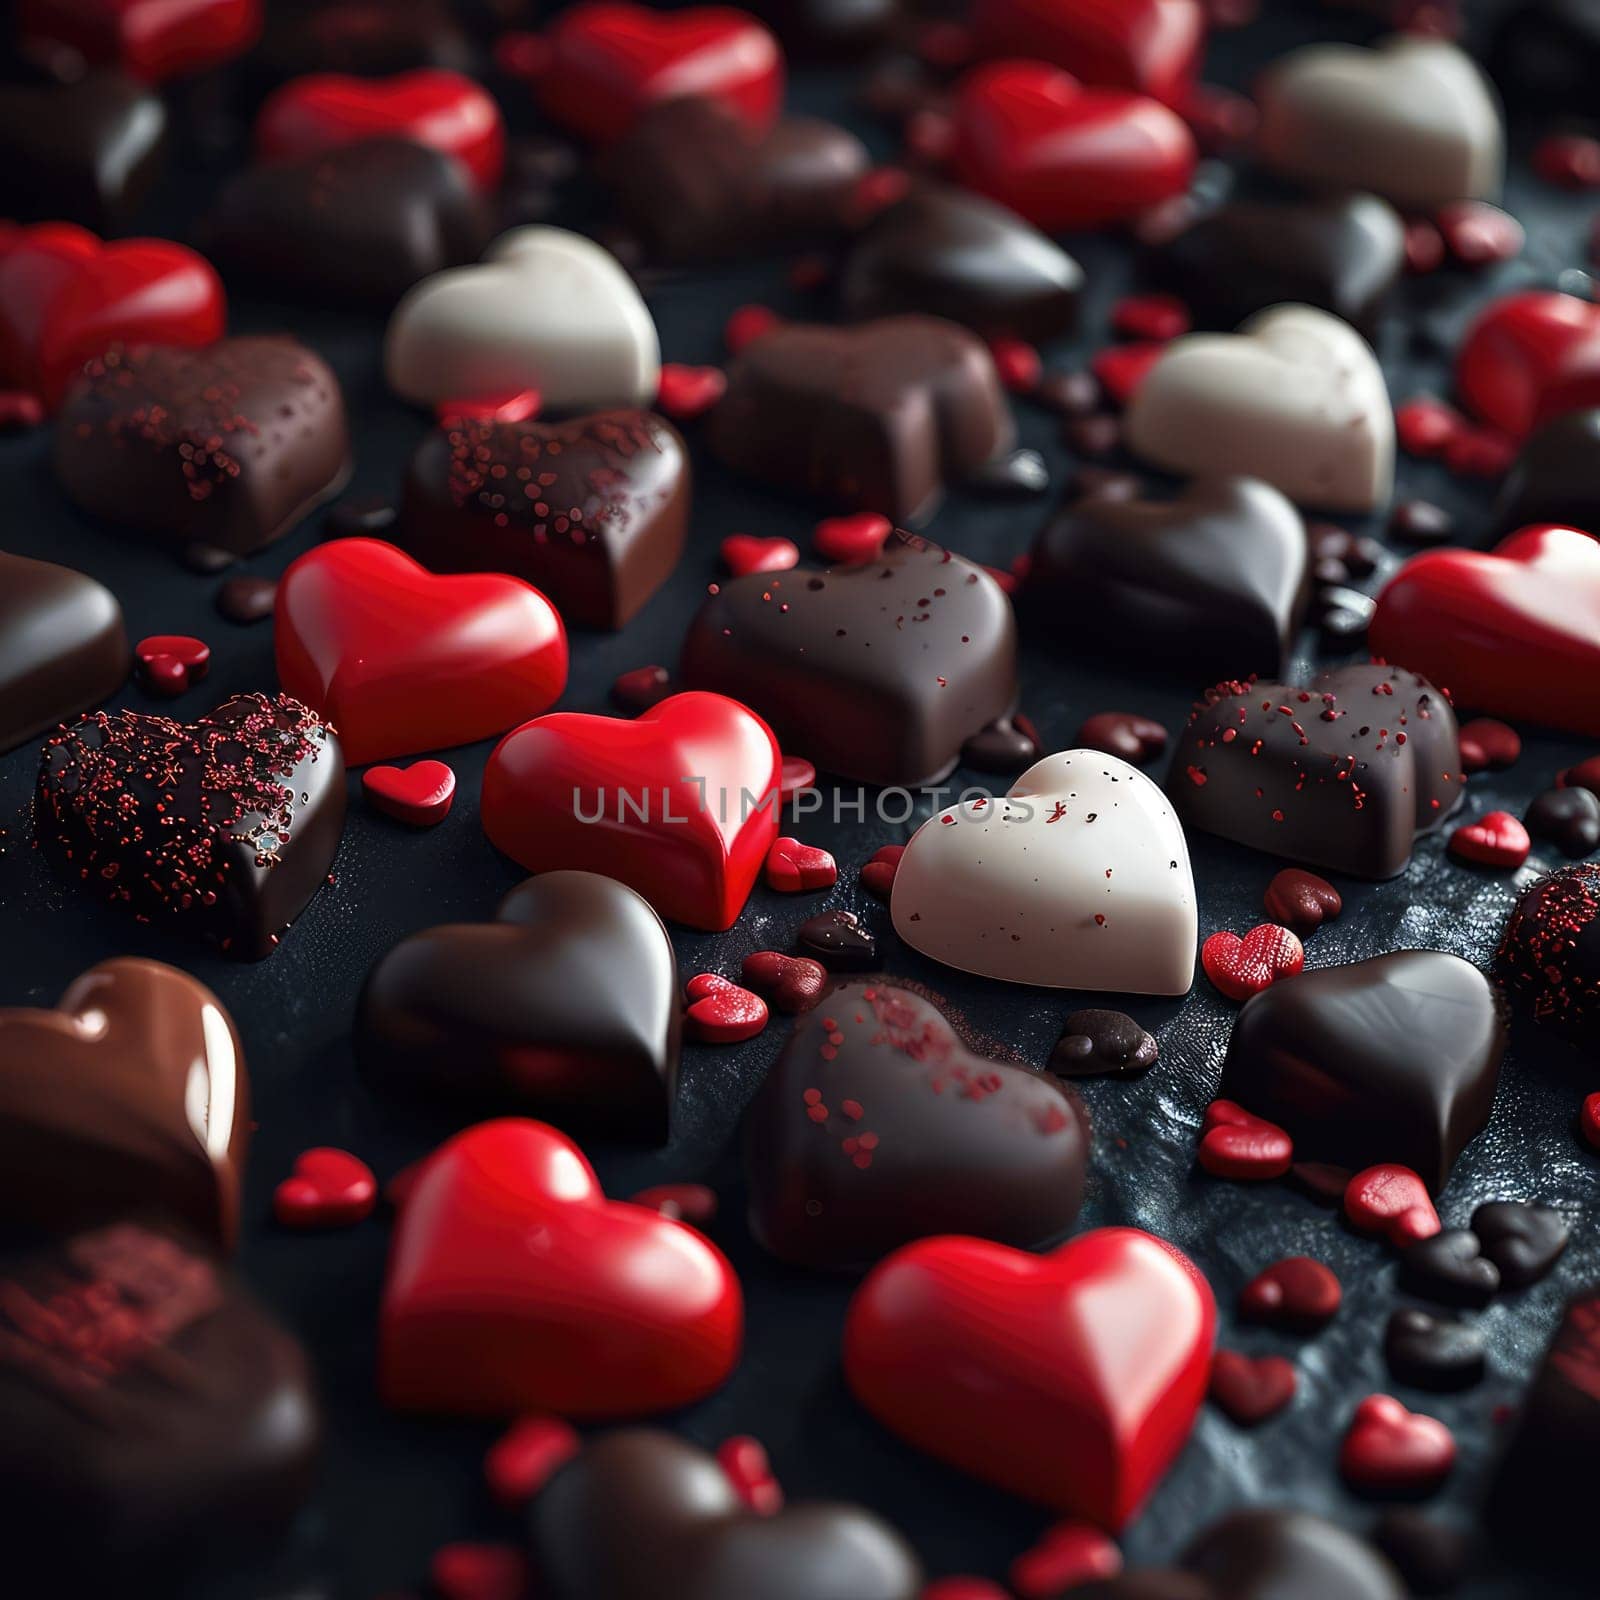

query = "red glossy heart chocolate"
[275,537,568,766]
[1197,1100,1293,1181]
[380,1118,742,1417]
[1201,924,1304,1003]
[256,69,506,192]
[1370,524,1600,738]
[1209,1350,1297,1426]
[134,634,210,697]
[843,1227,1215,1528]
[273,1147,376,1229]
[0,223,224,408]
[740,950,827,1013]
[655,362,727,419]
[1449,810,1531,869]
[764,836,837,892]
[1339,1395,1455,1495]
[1262,869,1342,933]
[1239,1256,1341,1334]
[684,973,769,1044]
[1456,290,1600,438]
[18,0,261,82]
[536,2,783,144]
[363,760,457,826]
[720,534,798,576]
[1344,1164,1441,1247]
[481,690,781,931]
[813,512,891,565]
[948,61,1196,232]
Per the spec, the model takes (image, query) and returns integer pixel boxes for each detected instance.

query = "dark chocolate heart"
[1496,861,1600,1047]
[1218,950,1505,1192]
[205,138,492,306]
[1526,785,1600,857]
[356,871,680,1142]
[840,182,1083,341]
[35,691,346,960]
[1397,1229,1501,1308]
[396,408,689,630]
[1050,1009,1159,1077]
[1470,1200,1570,1289]
[1494,408,1600,540]
[681,529,1018,785]
[1167,663,1464,879]
[743,976,1087,1269]
[531,1429,922,1599]
[796,909,878,971]
[1025,476,1311,678]
[1384,1307,1486,1392]
[705,315,1014,524]
[54,336,351,562]
[0,959,249,1249]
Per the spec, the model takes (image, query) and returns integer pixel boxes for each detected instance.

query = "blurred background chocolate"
[1494,408,1600,540]
[1493,0,1600,114]
[243,0,474,102]
[756,0,901,58]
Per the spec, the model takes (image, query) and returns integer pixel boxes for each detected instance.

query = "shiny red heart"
[1010,1522,1123,1593]
[1262,869,1342,934]
[844,1227,1215,1529]
[1344,1164,1440,1247]
[1370,524,1600,738]
[380,1118,742,1416]
[134,633,210,698]
[1197,1099,1293,1180]
[273,1146,377,1229]
[971,0,1205,106]
[0,223,225,408]
[858,843,905,900]
[720,534,799,577]
[1456,717,1521,773]
[536,2,784,144]
[1456,290,1600,437]
[948,61,1196,232]
[1449,810,1531,869]
[1208,1350,1296,1426]
[484,1415,581,1509]
[1238,1255,1341,1333]
[255,69,507,193]
[1201,924,1304,1003]
[1582,1091,1600,1151]
[275,538,568,766]
[1092,341,1166,406]
[683,973,769,1044]
[1339,1395,1455,1495]
[764,835,837,892]
[655,363,727,420]
[813,512,892,565]
[18,0,261,82]
[363,760,458,826]
[481,690,781,932]
[740,950,827,1013]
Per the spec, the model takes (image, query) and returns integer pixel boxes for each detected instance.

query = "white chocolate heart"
[384,226,660,412]
[891,750,1197,995]
[1256,34,1503,212]
[1123,304,1394,513]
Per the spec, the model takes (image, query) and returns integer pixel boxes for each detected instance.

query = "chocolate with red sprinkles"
[1496,862,1600,1047]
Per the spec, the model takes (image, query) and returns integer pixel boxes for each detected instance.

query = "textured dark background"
[1,1,1597,1595]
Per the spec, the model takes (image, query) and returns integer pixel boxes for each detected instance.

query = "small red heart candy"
[1436,202,1524,269]
[363,760,457,826]
[483,1414,579,1508]
[1091,341,1166,408]
[741,950,828,1013]
[274,1147,378,1229]
[779,755,815,802]
[134,633,210,696]
[0,391,44,430]
[1344,1164,1440,1247]
[1456,717,1521,773]
[716,1435,783,1515]
[859,843,905,900]
[988,335,1042,395]
[1262,870,1342,934]
[725,303,781,354]
[684,973,769,1043]
[430,1540,528,1600]
[1076,710,1168,764]
[1201,923,1304,1002]
[1008,1521,1123,1597]
[1448,810,1531,869]
[611,663,674,712]
[655,363,727,420]
[627,1183,718,1225]
[1208,1350,1297,1426]
[1238,1255,1341,1333]
[1560,755,1600,794]
[1581,1092,1600,1151]
[437,386,541,424]
[721,534,799,577]
[814,512,893,565]
[765,835,838,892]
[1396,395,1464,457]
[1339,1394,1455,1496]
[1197,1100,1292,1180]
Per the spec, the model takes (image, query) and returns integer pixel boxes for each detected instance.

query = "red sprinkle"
[1111,293,1192,343]
[273,1147,377,1230]
[717,1435,783,1515]
[1344,1164,1440,1247]
[1008,1522,1122,1598]
[725,303,781,355]
[655,363,726,420]
[684,973,769,1044]
[483,1415,579,1507]
[1448,810,1531,869]
[1198,1099,1294,1181]
[1091,342,1165,408]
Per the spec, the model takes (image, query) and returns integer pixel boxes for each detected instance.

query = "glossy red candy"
[275,539,567,767]
[948,62,1197,232]
[1448,811,1531,869]
[1239,1255,1341,1333]
[843,1227,1215,1529]
[1208,1350,1296,1426]
[273,1147,377,1230]
[1340,1395,1455,1495]
[1370,525,1600,739]
[1344,1164,1440,1248]
[380,1119,743,1417]
[535,2,783,144]
[481,691,782,932]
[683,974,769,1044]
[363,761,458,827]
[1455,290,1600,438]
[1201,924,1304,1003]
[256,70,507,193]
[1197,1100,1293,1181]
[0,224,224,409]
[19,0,260,82]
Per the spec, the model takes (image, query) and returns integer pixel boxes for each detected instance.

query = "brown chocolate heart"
[0,959,249,1249]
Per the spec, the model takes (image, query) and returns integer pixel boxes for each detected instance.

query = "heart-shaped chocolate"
[705,315,1014,524]
[1495,409,1600,539]
[1025,476,1310,678]
[0,959,249,1249]
[681,529,1017,786]
[1471,1199,1571,1288]
[1219,950,1506,1193]
[1384,1307,1486,1393]
[1456,290,1600,439]
[385,225,660,411]
[1398,1229,1501,1308]
[1497,862,1600,1048]
[743,977,1087,1269]
[1124,305,1394,512]
[54,336,350,563]
[840,183,1083,341]
[358,871,679,1141]
[531,1430,922,1600]
[1167,662,1463,879]
[36,691,345,960]
[396,408,689,630]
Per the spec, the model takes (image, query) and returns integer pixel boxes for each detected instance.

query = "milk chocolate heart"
[1167,663,1463,879]
[1495,409,1600,539]
[379,1118,742,1416]
[706,315,1013,524]
[357,871,680,1141]
[397,408,689,630]
[680,530,1017,786]
[531,1430,922,1600]
[1456,291,1600,440]
[892,750,1198,994]
[1026,476,1310,678]
[36,691,345,960]
[844,1227,1215,1528]
[0,958,249,1249]
[1124,305,1394,513]
[744,977,1087,1269]
[385,225,660,412]
[55,336,350,562]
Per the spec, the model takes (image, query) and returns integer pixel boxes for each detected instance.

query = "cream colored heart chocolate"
[385,226,660,412]
[1256,34,1503,212]
[1124,304,1394,513]
[891,751,1197,994]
